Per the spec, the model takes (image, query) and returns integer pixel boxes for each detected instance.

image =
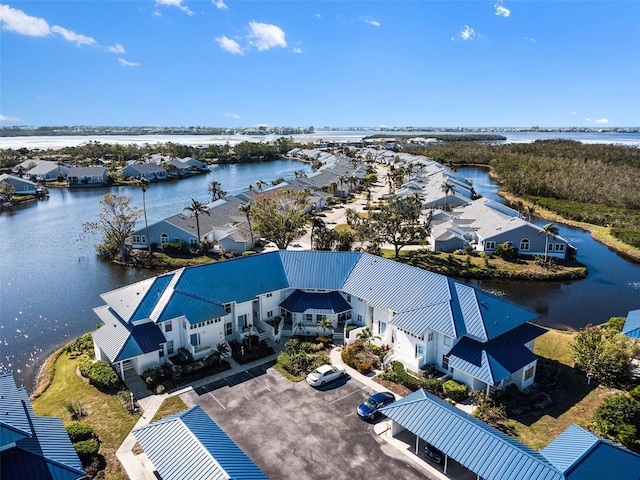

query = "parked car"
[357,392,396,420]
[424,443,444,464]
[306,364,346,387]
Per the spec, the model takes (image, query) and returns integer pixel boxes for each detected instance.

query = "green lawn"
[32,350,141,480]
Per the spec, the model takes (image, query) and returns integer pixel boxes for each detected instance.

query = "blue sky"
[1,1,638,128]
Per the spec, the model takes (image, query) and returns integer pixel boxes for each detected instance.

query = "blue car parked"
[357,391,396,420]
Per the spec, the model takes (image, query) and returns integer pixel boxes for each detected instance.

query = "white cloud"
[155,0,193,16]
[0,5,96,46]
[213,0,227,9]
[248,21,287,51]
[216,35,243,55]
[586,117,608,124]
[225,112,242,119]
[460,25,477,41]
[109,43,126,53]
[118,58,139,67]
[51,25,96,46]
[293,47,302,54]
[494,1,511,17]
[0,114,23,123]
[315,13,321,19]
[522,37,535,42]
[0,4,50,36]
[362,16,380,27]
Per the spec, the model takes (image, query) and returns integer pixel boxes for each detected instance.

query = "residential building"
[0,373,85,480]
[26,160,70,182]
[92,251,545,394]
[67,166,109,187]
[0,174,40,196]
[121,163,168,181]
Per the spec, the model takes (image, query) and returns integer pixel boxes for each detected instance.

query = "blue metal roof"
[0,374,84,480]
[541,424,640,480]
[389,303,454,337]
[448,323,545,385]
[279,250,361,290]
[279,289,352,314]
[378,389,563,480]
[130,322,166,354]
[474,289,539,340]
[133,406,268,480]
[131,274,173,321]
[158,292,228,325]
[622,308,640,339]
[176,252,289,304]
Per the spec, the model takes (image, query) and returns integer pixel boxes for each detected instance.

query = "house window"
[442,355,450,371]
[346,294,352,303]
[267,311,273,318]
[428,332,434,342]
[555,243,565,252]
[357,314,363,322]
[485,241,496,250]
[225,322,232,336]
[224,303,232,314]
[141,235,146,244]
[161,234,169,244]
[238,314,248,328]
[520,239,530,251]
[167,340,174,355]
[443,335,451,346]
[159,346,164,357]
[415,344,424,358]
[305,313,313,324]
[524,366,534,381]
[266,293,273,298]
[165,321,172,333]
[132,235,141,243]
[190,238,198,246]
[182,320,187,329]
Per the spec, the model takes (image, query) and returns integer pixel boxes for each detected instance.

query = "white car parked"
[306,364,346,387]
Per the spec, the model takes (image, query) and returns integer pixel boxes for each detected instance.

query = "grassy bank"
[31,349,141,480]
[384,248,588,281]
[502,329,615,449]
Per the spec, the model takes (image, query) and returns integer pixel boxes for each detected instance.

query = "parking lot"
[180,362,438,480]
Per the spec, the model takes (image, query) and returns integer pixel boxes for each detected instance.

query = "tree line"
[405,139,640,248]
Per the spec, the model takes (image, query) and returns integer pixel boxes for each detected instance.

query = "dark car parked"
[357,391,396,420]
[424,443,444,464]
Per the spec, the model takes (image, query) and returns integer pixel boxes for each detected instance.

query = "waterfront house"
[67,166,109,186]
[26,160,70,182]
[0,373,85,480]
[0,174,39,196]
[130,195,254,252]
[132,406,268,480]
[379,389,640,480]
[92,250,544,394]
[122,163,168,181]
[429,198,576,259]
[182,157,209,172]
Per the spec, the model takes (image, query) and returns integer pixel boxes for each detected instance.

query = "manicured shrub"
[76,354,93,377]
[592,393,640,448]
[87,360,121,392]
[383,361,444,397]
[73,438,100,464]
[67,334,94,357]
[629,385,640,402]
[65,422,94,442]
[443,380,468,402]
[341,342,379,375]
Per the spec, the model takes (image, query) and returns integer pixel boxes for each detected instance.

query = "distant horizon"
[2,125,639,131]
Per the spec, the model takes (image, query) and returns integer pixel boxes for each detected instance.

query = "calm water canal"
[2,154,639,392]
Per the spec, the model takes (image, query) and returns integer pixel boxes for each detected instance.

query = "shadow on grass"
[506,357,597,427]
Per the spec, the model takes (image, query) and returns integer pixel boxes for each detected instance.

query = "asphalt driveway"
[181,362,436,480]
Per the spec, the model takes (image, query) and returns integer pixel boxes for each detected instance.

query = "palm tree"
[316,317,334,337]
[539,222,560,262]
[309,215,326,250]
[238,203,254,246]
[356,327,380,351]
[441,181,454,211]
[184,198,210,245]
[215,342,230,365]
[294,169,307,179]
[138,178,152,255]
[208,180,226,202]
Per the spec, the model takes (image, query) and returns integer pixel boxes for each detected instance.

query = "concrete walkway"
[117,342,474,479]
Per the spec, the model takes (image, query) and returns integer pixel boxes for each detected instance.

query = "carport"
[378,389,564,480]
